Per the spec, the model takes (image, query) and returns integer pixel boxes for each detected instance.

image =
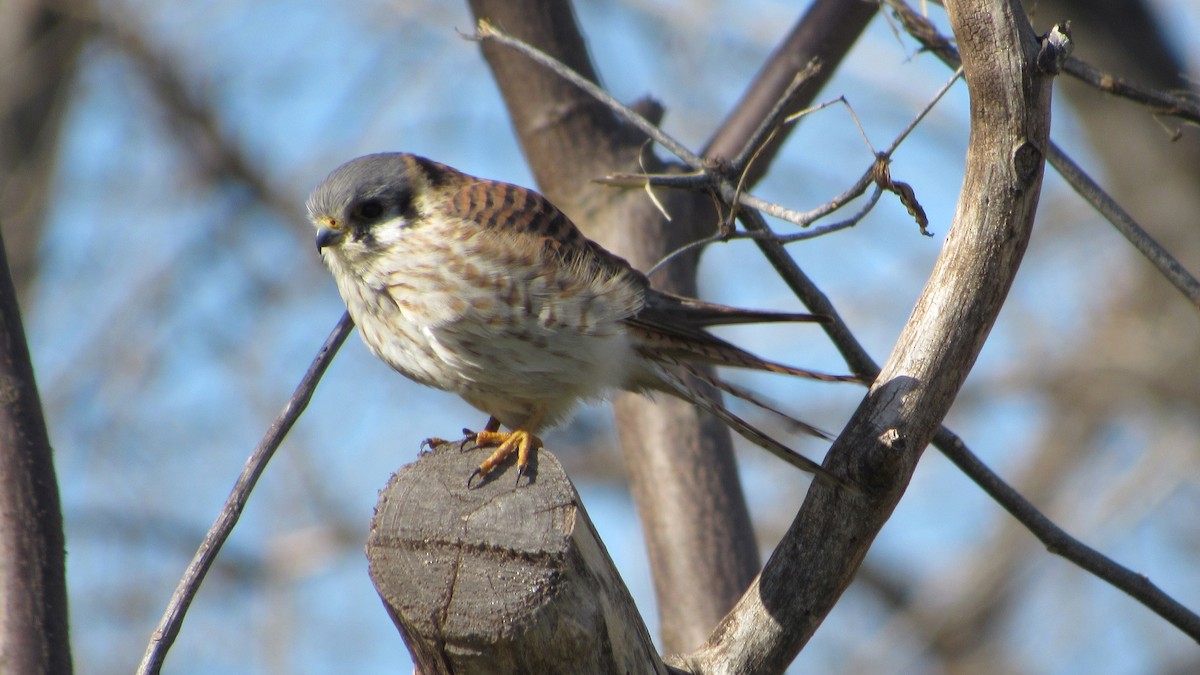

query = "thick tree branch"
[0,225,73,673]
[683,1,1053,670]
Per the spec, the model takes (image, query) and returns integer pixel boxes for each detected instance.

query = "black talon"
[514,463,527,488]
[458,430,479,452]
[467,467,483,489]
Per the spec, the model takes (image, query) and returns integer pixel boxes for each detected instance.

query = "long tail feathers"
[645,293,832,326]
[680,362,832,441]
[647,361,858,493]
[737,355,863,383]
[625,322,862,384]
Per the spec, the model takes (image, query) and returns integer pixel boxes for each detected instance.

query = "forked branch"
[883,0,1200,310]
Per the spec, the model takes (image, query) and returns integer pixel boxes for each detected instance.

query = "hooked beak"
[315,227,345,252]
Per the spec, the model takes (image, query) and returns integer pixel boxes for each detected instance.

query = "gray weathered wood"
[368,441,671,674]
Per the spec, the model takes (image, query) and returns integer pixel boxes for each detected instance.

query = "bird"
[307,152,859,490]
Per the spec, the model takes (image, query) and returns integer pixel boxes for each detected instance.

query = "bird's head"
[307,153,428,263]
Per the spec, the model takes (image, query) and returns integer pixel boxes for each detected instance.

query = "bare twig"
[481,21,936,240]
[644,187,882,278]
[600,168,879,233]
[729,59,823,173]
[616,63,962,264]
[607,63,961,238]
[479,18,853,230]
[774,188,884,242]
[138,312,354,675]
[786,95,876,153]
[884,66,965,154]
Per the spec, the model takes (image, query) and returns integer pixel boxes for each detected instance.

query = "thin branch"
[786,95,877,154]
[1048,140,1200,309]
[1062,54,1200,129]
[884,66,965,154]
[737,169,872,228]
[775,187,884,242]
[883,0,1200,311]
[611,66,961,262]
[480,20,941,240]
[932,427,1200,641]
[606,64,960,236]
[594,170,711,190]
[729,59,823,173]
[598,169,877,231]
[644,187,883,278]
[138,312,354,675]
[643,232,724,279]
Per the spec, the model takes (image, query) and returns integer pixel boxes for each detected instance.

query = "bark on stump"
[368,441,671,674]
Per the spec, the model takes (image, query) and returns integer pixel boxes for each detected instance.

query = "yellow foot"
[422,417,500,455]
[466,428,542,488]
[419,437,450,454]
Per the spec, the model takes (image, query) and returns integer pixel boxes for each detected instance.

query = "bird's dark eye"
[355,199,385,220]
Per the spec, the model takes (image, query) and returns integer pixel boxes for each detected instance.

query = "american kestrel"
[308,153,856,489]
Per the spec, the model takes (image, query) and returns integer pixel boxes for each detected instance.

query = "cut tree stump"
[367,439,673,674]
